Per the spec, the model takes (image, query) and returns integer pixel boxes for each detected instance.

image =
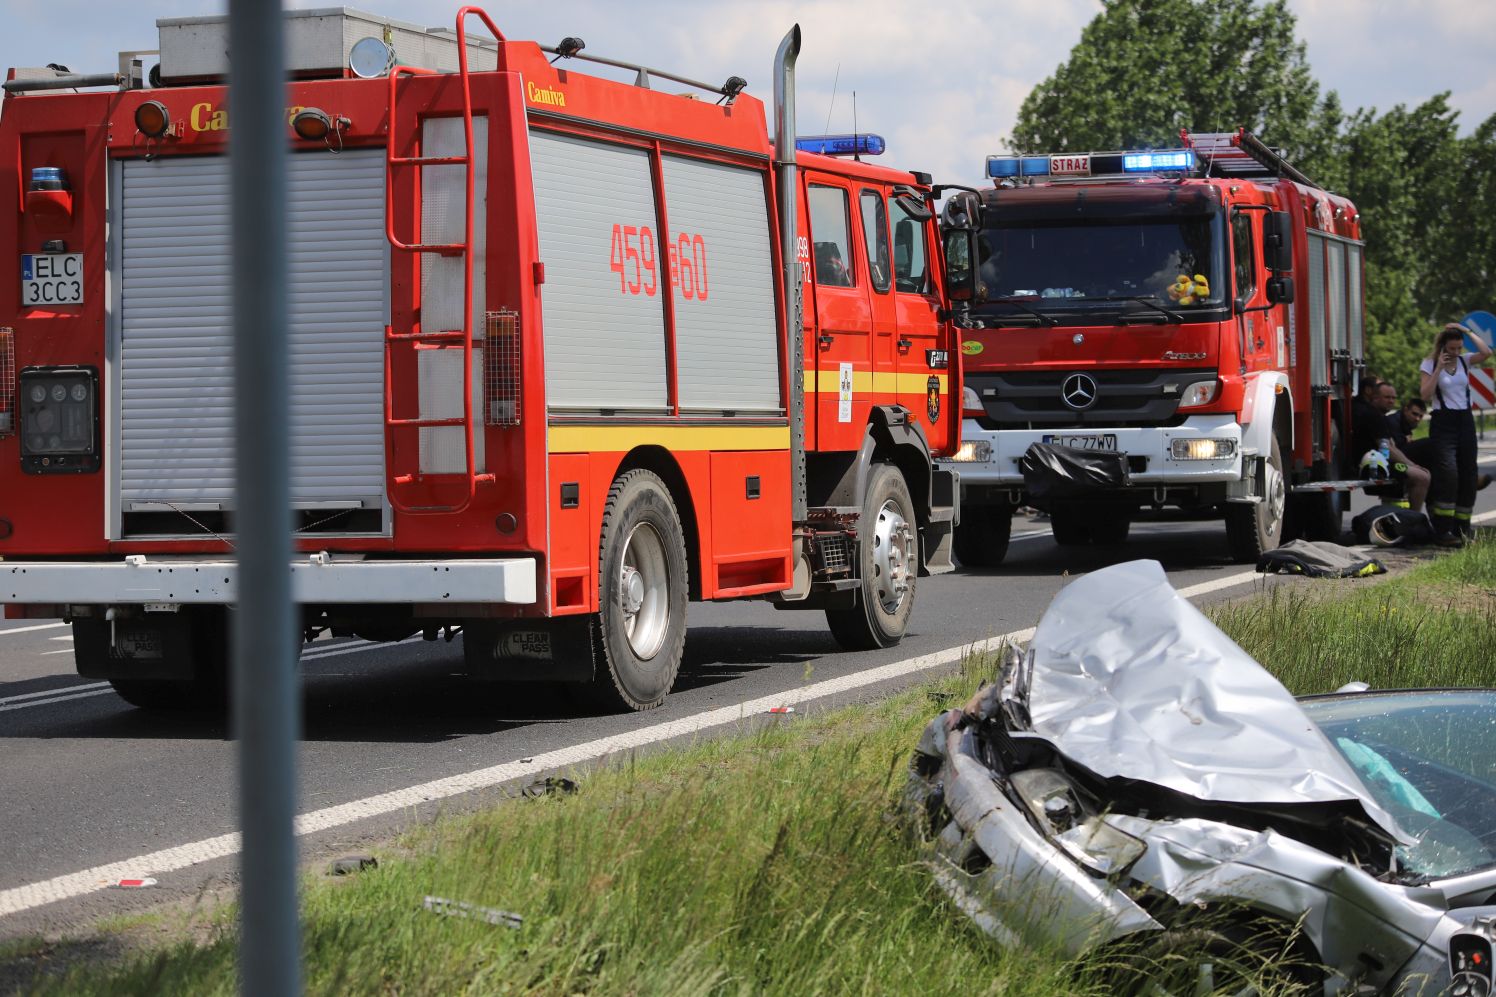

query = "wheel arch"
[806,406,933,515]
[1241,372,1292,458]
[615,445,702,601]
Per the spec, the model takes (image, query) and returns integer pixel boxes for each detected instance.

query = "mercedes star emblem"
[1060,372,1098,411]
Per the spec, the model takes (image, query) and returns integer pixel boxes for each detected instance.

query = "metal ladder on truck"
[382,6,505,515]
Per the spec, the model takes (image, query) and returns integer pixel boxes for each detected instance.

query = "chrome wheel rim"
[871,498,914,615]
[1263,458,1285,539]
[620,522,669,659]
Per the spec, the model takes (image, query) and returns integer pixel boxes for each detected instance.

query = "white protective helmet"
[1358,449,1390,481]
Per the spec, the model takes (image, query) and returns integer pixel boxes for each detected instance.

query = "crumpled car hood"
[1023,559,1406,842]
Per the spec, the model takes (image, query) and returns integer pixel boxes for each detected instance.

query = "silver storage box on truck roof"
[155,6,498,83]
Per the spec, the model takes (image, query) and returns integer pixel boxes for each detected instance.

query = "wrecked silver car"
[907,560,1496,995]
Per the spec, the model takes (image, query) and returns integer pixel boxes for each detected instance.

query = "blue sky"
[3,0,1493,187]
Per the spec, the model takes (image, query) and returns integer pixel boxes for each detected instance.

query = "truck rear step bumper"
[2,554,537,606]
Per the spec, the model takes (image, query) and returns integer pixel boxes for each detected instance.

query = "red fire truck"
[939,130,1363,565]
[0,7,962,710]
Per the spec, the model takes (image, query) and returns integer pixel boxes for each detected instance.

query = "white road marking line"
[0,689,115,714]
[7,515,1496,920]
[0,622,68,637]
[40,649,75,656]
[48,635,74,642]
[0,562,1279,920]
[0,681,109,706]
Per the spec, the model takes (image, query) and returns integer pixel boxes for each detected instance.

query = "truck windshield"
[969,213,1227,326]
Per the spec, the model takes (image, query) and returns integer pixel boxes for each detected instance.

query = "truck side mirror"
[1263,210,1293,273]
[1266,274,1295,305]
[943,228,977,302]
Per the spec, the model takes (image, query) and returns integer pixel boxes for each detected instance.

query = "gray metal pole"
[228,0,300,993]
[773,26,803,520]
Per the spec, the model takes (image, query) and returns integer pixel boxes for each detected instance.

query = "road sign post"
[230,1,301,993]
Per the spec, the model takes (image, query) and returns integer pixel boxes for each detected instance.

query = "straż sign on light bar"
[1049,154,1090,176]
[1123,150,1194,172]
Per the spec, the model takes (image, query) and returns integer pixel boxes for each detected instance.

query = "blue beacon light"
[795,134,887,156]
[1122,150,1194,172]
[985,156,1051,178]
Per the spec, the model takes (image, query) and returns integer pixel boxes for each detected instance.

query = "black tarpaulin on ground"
[1257,539,1387,578]
[1019,443,1130,499]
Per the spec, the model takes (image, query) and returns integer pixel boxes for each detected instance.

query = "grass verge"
[11,536,1494,995]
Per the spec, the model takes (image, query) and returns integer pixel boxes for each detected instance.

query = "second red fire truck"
[0,7,964,710]
[940,130,1364,565]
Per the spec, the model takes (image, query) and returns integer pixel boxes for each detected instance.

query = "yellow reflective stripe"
[549,424,790,453]
[801,370,949,393]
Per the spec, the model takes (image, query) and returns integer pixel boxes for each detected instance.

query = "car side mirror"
[1266,274,1295,305]
[1263,210,1293,273]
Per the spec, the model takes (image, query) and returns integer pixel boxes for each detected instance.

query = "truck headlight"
[19,366,99,474]
[1176,378,1219,409]
[950,441,993,462]
[1170,438,1236,460]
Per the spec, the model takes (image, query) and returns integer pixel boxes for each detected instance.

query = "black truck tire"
[587,469,689,712]
[81,607,230,711]
[953,504,1013,568]
[827,464,918,651]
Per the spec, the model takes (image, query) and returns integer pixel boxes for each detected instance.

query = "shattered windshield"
[969,213,1227,326]
[1303,691,1496,880]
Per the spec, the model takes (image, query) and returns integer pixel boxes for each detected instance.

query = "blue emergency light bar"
[796,133,886,157]
[986,148,1196,179]
[986,156,1052,178]
[1123,150,1194,171]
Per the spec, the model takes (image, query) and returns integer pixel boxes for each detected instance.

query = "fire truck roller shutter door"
[659,155,780,414]
[115,150,388,515]
[529,130,668,412]
[419,115,488,475]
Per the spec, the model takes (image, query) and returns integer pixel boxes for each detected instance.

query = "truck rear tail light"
[1170,438,1236,461]
[483,309,522,427]
[1176,378,1219,409]
[18,366,100,474]
[0,328,14,438]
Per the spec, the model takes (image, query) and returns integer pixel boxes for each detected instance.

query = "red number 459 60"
[609,224,708,301]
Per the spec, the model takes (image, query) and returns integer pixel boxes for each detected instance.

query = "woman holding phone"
[1420,322,1494,544]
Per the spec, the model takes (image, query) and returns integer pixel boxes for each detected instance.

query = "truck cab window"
[970,213,1225,324]
[808,184,855,287]
[1232,212,1257,302]
[892,197,929,293]
[859,189,891,293]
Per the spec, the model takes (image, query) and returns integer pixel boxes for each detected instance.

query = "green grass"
[10,537,1493,996]
[1209,535,1495,693]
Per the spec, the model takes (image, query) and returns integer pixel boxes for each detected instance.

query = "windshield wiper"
[1078,295,1185,324]
[980,297,1059,326]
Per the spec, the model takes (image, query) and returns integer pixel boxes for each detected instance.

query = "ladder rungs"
[388,417,467,428]
[392,243,467,256]
[390,155,471,167]
[387,330,467,342]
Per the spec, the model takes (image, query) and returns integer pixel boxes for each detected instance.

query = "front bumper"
[1,553,537,606]
[938,414,1243,490]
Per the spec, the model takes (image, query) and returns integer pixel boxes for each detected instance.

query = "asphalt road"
[2,446,1493,942]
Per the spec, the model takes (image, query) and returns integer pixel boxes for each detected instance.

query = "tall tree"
[1011,0,1322,157]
